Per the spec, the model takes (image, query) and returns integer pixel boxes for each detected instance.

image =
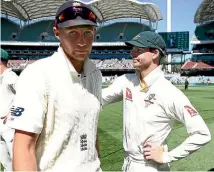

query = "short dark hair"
[1,59,8,66]
[149,48,165,58]
[149,48,165,65]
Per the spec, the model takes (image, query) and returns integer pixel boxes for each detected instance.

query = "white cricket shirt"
[7,47,102,172]
[0,68,18,134]
[102,66,211,164]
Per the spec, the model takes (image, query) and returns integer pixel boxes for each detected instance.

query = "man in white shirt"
[0,48,18,171]
[102,31,211,171]
[7,1,102,171]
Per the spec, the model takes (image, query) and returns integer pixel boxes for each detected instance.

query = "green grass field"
[98,86,214,171]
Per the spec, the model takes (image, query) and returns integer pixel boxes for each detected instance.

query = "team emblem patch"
[126,88,132,101]
[184,105,198,117]
[144,94,156,107]
[80,133,87,151]
[133,34,140,40]
[72,2,81,6]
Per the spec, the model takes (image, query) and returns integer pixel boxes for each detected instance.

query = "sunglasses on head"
[56,6,97,25]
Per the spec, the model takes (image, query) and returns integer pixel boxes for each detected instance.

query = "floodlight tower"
[167,0,172,73]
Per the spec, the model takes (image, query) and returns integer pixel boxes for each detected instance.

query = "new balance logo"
[10,106,25,117]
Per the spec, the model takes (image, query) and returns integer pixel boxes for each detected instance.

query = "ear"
[152,49,160,60]
[93,27,97,40]
[53,27,60,41]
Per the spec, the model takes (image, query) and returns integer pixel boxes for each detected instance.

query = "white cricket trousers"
[122,156,170,172]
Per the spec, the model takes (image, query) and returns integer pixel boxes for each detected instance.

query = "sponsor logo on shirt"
[126,88,132,101]
[80,133,88,151]
[144,94,156,107]
[10,106,25,117]
[184,105,198,117]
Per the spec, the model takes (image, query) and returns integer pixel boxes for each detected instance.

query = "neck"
[138,64,158,81]
[69,58,84,73]
[0,65,7,75]
[61,47,84,73]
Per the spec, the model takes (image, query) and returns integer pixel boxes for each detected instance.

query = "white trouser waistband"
[122,155,170,172]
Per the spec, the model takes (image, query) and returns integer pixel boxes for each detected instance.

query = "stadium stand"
[1,0,163,76]
[96,22,152,42]
[185,0,214,76]
[19,20,56,41]
[1,18,20,41]
[195,22,214,41]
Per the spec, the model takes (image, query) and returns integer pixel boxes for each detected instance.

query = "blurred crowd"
[8,59,133,70]
[91,58,133,69]
[170,75,213,85]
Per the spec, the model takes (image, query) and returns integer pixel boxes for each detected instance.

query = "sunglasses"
[56,6,97,25]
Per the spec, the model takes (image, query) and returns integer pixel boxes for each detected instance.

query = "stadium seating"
[19,20,57,41]
[195,22,214,40]
[191,54,214,63]
[96,22,152,42]
[2,19,152,43]
[90,53,131,59]
[1,18,20,41]
[124,22,152,40]
[91,58,132,69]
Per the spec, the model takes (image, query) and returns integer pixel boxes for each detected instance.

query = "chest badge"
[144,93,156,107]
[126,87,133,101]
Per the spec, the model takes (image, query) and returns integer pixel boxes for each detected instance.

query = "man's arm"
[6,64,47,170]
[162,97,211,163]
[143,92,211,163]
[102,75,127,105]
[13,130,38,171]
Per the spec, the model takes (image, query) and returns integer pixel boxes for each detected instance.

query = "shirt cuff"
[162,152,171,163]
[7,120,42,134]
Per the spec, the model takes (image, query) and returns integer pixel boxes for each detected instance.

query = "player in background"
[0,48,18,171]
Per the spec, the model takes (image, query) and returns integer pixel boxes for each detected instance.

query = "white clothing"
[0,68,17,171]
[0,68,17,118]
[0,141,12,171]
[102,67,211,171]
[7,47,102,172]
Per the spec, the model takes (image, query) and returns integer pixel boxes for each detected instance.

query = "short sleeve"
[7,64,47,134]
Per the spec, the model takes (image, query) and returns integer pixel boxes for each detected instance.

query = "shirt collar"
[0,68,12,78]
[57,47,96,79]
[144,66,163,87]
[137,66,163,92]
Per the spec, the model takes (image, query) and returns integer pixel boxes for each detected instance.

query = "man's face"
[55,25,95,62]
[130,46,154,70]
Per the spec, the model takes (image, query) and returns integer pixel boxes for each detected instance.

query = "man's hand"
[143,142,164,164]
